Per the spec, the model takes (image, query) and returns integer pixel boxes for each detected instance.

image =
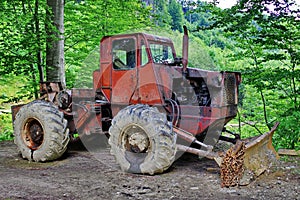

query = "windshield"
[149,43,174,64]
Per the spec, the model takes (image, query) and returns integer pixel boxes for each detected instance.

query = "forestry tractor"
[11,27,279,187]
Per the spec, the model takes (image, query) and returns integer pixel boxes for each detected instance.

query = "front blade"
[243,122,280,176]
[219,122,280,187]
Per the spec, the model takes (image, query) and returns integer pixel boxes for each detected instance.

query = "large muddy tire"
[14,100,69,162]
[109,104,177,175]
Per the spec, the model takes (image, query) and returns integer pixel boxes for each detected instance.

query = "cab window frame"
[112,37,136,70]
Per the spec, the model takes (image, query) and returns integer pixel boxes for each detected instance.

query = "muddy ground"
[0,140,299,200]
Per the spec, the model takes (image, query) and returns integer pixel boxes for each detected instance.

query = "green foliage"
[0,0,48,99]
[150,0,172,28]
[0,114,13,141]
[0,74,30,103]
[0,75,24,141]
[168,0,184,32]
[72,47,100,88]
[275,111,300,150]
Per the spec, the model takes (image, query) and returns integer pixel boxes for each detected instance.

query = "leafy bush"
[0,113,13,141]
[274,111,300,151]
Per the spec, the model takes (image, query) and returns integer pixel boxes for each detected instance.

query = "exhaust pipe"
[182,25,189,73]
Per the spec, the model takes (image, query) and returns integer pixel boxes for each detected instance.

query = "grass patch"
[0,73,31,141]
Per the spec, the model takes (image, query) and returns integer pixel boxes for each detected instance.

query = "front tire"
[109,104,177,175]
[14,100,70,161]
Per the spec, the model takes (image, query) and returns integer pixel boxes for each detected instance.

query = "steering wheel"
[153,54,164,63]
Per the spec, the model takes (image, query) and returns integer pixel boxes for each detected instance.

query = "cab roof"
[101,32,173,44]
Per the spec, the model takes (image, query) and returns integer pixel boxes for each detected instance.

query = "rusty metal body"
[11,31,241,140]
[71,32,242,139]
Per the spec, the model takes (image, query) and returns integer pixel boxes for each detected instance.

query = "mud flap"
[219,122,280,187]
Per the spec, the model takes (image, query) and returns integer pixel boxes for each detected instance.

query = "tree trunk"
[35,0,44,83]
[46,0,65,88]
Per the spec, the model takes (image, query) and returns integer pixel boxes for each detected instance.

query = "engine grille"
[223,73,236,105]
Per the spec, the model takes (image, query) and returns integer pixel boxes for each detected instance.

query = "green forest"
[0,0,299,150]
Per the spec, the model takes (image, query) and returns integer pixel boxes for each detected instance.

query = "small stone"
[239,170,254,186]
[277,180,282,185]
[228,189,237,194]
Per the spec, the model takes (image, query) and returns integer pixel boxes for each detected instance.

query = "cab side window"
[141,40,149,66]
[112,38,136,70]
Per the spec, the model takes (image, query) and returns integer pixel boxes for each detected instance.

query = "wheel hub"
[122,125,150,153]
[22,118,44,150]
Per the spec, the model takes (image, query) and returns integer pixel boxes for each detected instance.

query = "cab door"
[111,37,137,104]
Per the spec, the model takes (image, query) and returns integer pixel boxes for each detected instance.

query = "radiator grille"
[223,73,236,105]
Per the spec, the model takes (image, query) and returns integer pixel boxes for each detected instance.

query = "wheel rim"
[22,118,44,150]
[120,124,150,153]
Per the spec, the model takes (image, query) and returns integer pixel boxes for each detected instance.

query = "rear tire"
[14,100,69,162]
[109,104,177,175]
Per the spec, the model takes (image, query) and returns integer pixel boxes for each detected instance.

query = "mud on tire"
[109,104,177,175]
[14,100,69,162]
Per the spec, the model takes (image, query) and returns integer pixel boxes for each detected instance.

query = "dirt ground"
[0,140,299,200]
